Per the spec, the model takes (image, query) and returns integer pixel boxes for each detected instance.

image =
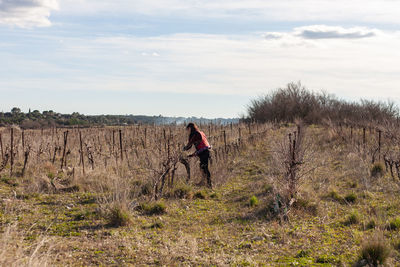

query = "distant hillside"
[0,108,239,128]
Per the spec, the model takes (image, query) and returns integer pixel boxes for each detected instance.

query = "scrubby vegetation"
[246,82,398,124]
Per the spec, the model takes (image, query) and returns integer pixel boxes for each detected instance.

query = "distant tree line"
[0,108,238,129]
[246,82,399,124]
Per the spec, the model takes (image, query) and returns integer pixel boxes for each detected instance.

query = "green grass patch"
[326,190,344,203]
[388,217,400,230]
[249,196,258,207]
[344,192,357,203]
[365,220,376,230]
[316,254,339,264]
[371,162,385,177]
[172,184,193,199]
[344,210,360,225]
[194,190,207,199]
[140,202,167,215]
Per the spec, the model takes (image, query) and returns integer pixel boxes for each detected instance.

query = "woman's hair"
[186,122,199,134]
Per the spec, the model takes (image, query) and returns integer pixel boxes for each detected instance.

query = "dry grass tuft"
[370,162,385,178]
[356,233,391,267]
[104,202,132,227]
[0,224,55,266]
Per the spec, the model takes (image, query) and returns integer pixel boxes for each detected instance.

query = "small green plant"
[295,249,310,258]
[327,190,343,202]
[173,184,193,199]
[1,176,18,187]
[365,220,376,230]
[140,182,152,196]
[140,202,167,215]
[371,162,385,177]
[345,210,360,225]
[357,234,391,266]
[344,192,357,203]
[238,241,252,249]
[316,254,338,264]
[149,221,164,229]
[249,196,259,207]
[194,190,207,199]
[393,240,400,252]
[349,181,358,188]
[264,184,273,194]
[209,192,219,199]
[57,171,64,179]
[293,198,318,215]
[388,217,400,230]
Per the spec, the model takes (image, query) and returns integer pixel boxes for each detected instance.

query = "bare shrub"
[270,122,318,220]
[247,82,398,124]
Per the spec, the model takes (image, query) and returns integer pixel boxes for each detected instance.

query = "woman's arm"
[183,132,201,151]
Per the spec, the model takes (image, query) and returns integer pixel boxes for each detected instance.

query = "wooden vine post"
[119,129,123,161]
[22,146,30,177]
[223,130,227,153]
[60,130,69,169]
[163,129,167,152]
[79,131,85,175]
[112,129,116,157]
[378,130,382,162]
[144,128,147,148]
[22,130,25,151]
[350,126,353,141]
[363,127,366,148]
[10,128,14,176]
[0,133,3,161]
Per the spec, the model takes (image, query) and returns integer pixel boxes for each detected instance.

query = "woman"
[183,123,212,188]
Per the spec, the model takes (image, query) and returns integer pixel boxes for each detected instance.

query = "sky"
[0,0,400,118]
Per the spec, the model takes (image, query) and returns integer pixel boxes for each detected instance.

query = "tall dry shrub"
[270,123,317,220]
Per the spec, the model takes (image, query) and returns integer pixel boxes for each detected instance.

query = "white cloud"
[59,0,400,24]
[264,32,285,40]
[2,26,400,102]
[3,0,399,28]
[0,0,59,27]
[264,25,381,41]
[295,25,378,39]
